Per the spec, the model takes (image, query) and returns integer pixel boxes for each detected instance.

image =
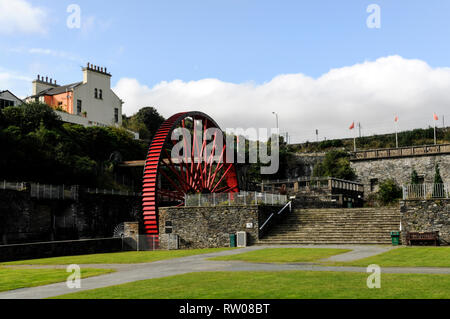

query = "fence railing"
[260,177,364,193]
[184,191,288,207]
[1,180,140,200]
[0,181,26,191]
[30,184,79,200]
[402,183,450,200]
[83,187,141,197]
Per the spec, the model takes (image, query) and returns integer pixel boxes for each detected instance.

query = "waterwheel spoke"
[211,164,234,193]
[207,144,226,189]
[159,167,186,195]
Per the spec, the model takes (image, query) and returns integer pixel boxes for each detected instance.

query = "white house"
[26,63,124,128]
[0,90,23,110]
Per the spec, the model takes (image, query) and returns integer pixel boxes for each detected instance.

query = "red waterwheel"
[142,111,239,236]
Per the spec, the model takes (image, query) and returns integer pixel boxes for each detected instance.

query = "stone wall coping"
[351,143,450,162]
[401,199,450,203]
[162,204,286,210]
[0,237,121,248]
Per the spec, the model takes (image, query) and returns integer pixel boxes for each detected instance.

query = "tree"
[411,169,419,184]
[377,179,403,205]
[123,107,165,141]
[2,102,61,132]
[312,150,356,180]
[432,164,444,198]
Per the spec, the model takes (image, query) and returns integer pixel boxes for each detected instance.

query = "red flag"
[433,113,439,121]
[349,122,355,130]
[394,115,399,123]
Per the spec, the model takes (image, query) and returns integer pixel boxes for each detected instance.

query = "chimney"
[83,62,112,84]
[32,75,58,95]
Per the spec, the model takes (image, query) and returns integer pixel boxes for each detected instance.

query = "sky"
[1,0,450,143]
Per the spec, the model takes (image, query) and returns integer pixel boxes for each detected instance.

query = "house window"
[114,108,119,123]
[0,99,14,109]
[99,89,103,99]
[77,100,82,115]
[94,88,98,99]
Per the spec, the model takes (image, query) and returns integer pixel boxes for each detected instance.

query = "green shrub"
[312,150,356,181]
[411,169,419,185]
[377,179,403,205]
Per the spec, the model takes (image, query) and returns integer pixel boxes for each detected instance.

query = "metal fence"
[184,191,288,207]
[84,187,141,197]
[1,180,140,200]
[402,184,450,200]
[30,183,79,200]
[137,235,160,251]
[0,181,26,191]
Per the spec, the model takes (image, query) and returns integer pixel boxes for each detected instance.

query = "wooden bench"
[406,232,440,246]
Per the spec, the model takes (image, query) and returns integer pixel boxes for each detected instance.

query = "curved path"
[1,245,449,299]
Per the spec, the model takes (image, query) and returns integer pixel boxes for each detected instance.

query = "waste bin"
[390,231,400,246]
[229,234,236,248]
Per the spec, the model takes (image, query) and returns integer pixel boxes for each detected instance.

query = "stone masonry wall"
[351,154,450,195]
[400,199,450,245]
[158,205,282,249]
[0,189,141,245]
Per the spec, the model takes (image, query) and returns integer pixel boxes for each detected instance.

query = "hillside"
[288,126,450,154]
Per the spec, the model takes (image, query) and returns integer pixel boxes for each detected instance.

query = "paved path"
[0,245,448,299]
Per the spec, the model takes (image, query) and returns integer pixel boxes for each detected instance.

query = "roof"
[28,82,83,99]
[0,90,24,103]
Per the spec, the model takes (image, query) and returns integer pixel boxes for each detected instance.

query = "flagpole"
[433,113,438,145]
[396,128,398,148]
[434,124,437,145]
[353,121,356,152]
[395,116,398,148]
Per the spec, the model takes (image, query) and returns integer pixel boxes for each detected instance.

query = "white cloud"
[0,68,32,98]
[28,48,82,62]
[0,0,47,35]
[113,56,450,143]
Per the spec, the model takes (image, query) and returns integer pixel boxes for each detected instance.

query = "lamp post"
[272,111,279,131]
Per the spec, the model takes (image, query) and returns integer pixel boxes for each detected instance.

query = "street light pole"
[272,112,279,131]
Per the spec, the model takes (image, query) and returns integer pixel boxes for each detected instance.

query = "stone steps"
[259,207,400,245]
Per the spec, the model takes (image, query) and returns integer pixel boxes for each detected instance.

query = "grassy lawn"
[209,248,351,263]
[1,248,236,265]
[330,247,450,268]
[0,267,114,292]
[53,271,450,299]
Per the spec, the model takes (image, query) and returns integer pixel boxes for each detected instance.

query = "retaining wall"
[400,199,450,245]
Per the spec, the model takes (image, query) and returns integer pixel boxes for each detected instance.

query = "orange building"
[26,64,124,127]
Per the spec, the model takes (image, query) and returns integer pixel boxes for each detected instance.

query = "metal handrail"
[259,201,292,231]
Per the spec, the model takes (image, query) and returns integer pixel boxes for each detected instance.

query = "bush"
[318,139,344,150]
[411,169,419,184]
[312,150,356,181]
[377,179,403,205]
